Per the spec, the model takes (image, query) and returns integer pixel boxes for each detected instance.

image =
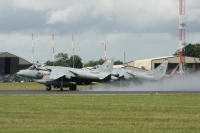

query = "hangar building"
[125,56,200,74]
[0,52,32,75]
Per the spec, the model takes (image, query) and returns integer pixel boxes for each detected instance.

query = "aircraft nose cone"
[17,70,24,76]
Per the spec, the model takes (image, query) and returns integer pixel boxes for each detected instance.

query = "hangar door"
[4,58,11,74]
[154,63,160,70]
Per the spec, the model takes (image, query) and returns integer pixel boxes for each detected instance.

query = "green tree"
[45,53,70,67]
[54,53,70,66]
[114,60,123,65]
[96,58,104,65]
[184,44,195,57]
[44,53,83,68]
[69,55,83,68]
[141,66,146,70]
[173,43,200,58]
[84,58,104,67]
[45,60,53,66]
[194,44,200,57]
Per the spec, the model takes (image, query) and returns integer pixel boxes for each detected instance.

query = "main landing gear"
[69,85,77,91]
[46,85,51,91]
[45,77,77,91]
[45,85,77,91]
[60,78,63,91]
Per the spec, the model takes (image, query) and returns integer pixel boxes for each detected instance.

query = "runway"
[0,90,200,94]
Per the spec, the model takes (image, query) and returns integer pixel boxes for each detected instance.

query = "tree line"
[44,43,200,68]
[45,53,123,68]
[174,43,200,58]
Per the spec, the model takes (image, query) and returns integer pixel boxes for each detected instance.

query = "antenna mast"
[32,33,34,64]
[104,42,106,61]
[72,35,74,68]
[52,34,55,66]
[102,38,108,62]
[179,0,186,74]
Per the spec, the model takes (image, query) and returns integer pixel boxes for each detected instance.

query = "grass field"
[0,82,91,90]
[0,94,200,133]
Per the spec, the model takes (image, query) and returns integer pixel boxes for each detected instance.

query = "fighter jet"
[92,60,169,85]
[113,60,169,83]
[17,57,115,91]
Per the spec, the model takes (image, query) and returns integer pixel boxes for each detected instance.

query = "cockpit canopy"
[28,63,46,70]
[92,65,101,69]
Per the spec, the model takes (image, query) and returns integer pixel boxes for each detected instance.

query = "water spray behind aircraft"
[82,72,200,92]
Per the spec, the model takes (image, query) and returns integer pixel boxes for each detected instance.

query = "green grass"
[0,94,200,132]
[0,82,45,90]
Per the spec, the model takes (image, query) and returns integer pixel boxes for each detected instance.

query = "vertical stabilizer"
[152,60,169,80]
[98,57,115,73]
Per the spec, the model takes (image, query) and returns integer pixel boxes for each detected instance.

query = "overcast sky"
[0,0,200,64]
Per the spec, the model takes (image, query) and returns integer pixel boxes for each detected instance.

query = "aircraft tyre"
[60,88,63,91]
[69,85,76,91]
[46,85,51,91]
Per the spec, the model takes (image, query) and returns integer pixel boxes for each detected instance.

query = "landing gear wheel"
[60,78,63,91]
[46,85,51,91]
[69,85,77,91]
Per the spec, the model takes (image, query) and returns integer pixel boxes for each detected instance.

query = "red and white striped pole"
[104,44,106,61]
[102,39,108,62]
[32,33,34,64]
[179,0,186,74]
[52,34,55,66]
[72,35,74,68]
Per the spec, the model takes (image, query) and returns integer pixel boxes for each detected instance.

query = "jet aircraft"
[17,57,115,91]
[92,60,169,85]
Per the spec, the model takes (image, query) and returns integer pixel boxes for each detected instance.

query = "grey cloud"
[0,9,46,33]
[0,0,200,63]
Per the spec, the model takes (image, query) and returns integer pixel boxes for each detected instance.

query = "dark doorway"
[4,58,10,74]
[154,63,160,69]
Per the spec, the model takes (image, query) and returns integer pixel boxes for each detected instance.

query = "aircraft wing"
[111,68,133,80]
[49,67,76,80]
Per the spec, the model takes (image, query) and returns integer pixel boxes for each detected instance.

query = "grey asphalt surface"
[0,90,200,94]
